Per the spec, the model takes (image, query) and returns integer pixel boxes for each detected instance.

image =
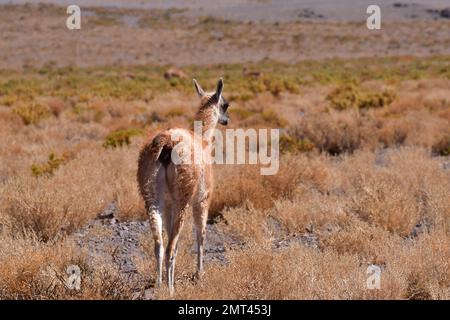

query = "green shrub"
[72,105,106,123]
[0,95,17,107]
[0,78,42,99]
[264,78,284,97]
[279,135,315,154]
[103,128,144,149]
[282,79,301,95]
[248,78,267,95]
[326,84,361,111]
[13,103,51,125]
[327,84,396,110]
[359,90,396,109]
[31,153,67,177]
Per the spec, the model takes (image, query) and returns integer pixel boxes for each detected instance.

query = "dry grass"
[165,148,450,300]
[169,228,450,300]
[0,54,449,299]
[0,145,145,241]
[0,231,146,299]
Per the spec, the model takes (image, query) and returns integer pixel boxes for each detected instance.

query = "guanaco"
[137,78,230,294]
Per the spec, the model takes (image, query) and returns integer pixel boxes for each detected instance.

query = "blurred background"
[1,0,449,68]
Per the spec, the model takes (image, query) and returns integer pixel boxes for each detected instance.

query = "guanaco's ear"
[216,78,224,101]
[193,79,205,98]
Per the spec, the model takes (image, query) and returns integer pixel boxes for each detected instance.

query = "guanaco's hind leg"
[144,164,166,287]
[164,162,198,294]
[193,200,208,278]
[165,203,189,295]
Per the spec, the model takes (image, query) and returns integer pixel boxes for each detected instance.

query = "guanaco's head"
[193,78,230,126]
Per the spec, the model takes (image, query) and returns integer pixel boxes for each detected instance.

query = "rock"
[298,8,324,19]
[374,149,388,167]
[440,8,450,19]
[164,67,188,80]
[97,200,117,220]
[274,232,319,250]
[426,8,450,19]
[443,162,450,171]
[243,67,263,78]
[132,288,154,300]
[393,3,409,8]
[408,219,432,240]
[143,289,153,300]
[210,31,224,41]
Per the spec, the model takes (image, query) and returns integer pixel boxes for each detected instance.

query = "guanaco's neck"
[194,100,219,142]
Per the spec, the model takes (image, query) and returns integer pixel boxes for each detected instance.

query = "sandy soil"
[0,2,449,69]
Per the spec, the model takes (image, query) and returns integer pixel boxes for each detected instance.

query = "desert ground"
[0,1,449,299]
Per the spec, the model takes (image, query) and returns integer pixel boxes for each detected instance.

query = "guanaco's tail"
[137,133,174,203]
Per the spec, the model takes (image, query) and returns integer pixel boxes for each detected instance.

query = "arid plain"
[0,2,449,299]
